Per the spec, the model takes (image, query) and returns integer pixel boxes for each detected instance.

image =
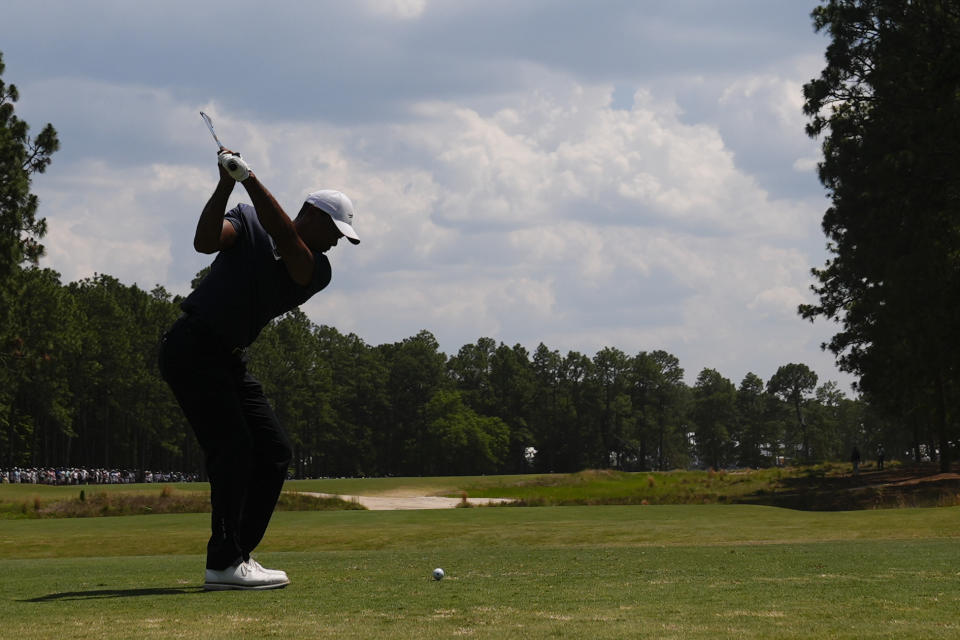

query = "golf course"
[1,468,958,639]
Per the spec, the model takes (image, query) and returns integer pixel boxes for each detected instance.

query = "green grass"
[0,477,483,517]
[1,505,958,639]
[287,463,960,510]
[4,462,956,520]
[455,468,780,504]
[1,469,957,637]
[0,485,363,519]
[2,504,958,559]
[3,542,958,639]
[283,468,794,507]
[0,482,205,501]
[285,469,754,502]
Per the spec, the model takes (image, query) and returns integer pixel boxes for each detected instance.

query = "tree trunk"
[794,398,809,461]
[934,367,951,473]
[911,416,921,464]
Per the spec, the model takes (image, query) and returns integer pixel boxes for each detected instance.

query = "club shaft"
[200,112,225,150]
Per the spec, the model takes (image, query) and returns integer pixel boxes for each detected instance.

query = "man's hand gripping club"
[218,150,251,182]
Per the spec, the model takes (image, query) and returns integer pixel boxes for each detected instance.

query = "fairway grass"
[1,505,958,639]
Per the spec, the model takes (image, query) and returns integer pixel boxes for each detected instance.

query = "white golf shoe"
[247,557,289,583]
[204,558,290,591]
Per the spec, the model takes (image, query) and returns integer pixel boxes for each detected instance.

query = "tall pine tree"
[801,1,960,470]
[0,52,59,464]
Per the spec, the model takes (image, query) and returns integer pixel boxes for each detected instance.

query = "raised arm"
[239,173,315,286]
[194,159,239,254]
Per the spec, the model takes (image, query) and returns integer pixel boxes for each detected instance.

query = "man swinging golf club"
[159,148,359,590]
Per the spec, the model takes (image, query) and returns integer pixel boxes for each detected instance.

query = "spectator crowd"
[0,467,200,485]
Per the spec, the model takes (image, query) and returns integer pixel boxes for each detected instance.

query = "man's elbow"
[193,237,218,254]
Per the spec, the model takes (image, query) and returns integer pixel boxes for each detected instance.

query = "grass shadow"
[738,463,960,510]
[23,586,204,602]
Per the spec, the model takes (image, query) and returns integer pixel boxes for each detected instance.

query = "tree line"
[2,266,923,478]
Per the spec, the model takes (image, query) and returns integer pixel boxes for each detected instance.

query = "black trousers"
[159,315,293,570]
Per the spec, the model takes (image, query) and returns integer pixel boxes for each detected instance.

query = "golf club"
[200,111,245,173]
[199,111,226,152]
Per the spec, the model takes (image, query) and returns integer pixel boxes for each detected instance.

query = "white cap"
[304,190,360,244]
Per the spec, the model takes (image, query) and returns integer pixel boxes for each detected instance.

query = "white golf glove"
[218,152,251,181]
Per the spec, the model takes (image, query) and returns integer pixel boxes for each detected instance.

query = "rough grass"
[449,463,960,510]
[456,467,776,506]
[2,462,957,520]
[0,487,363,519]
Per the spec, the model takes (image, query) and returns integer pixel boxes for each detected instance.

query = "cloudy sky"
[1,0,854,391]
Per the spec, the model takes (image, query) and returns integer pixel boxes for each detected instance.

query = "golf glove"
[218,152,251,181]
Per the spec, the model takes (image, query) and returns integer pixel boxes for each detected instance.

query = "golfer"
[159,150,359,590]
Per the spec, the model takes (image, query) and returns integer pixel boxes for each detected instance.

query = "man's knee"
[271,439,293,470]
[277,438,293,469]
[208,447,253,482]
[252,429,291,469]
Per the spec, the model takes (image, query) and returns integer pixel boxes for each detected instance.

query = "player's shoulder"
[228,202,256,219]
[224,203,258,233]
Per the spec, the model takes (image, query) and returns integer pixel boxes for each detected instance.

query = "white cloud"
[719,74,807,130]
[37,159,221,288]
[361,0,429,20]
[30,77,839,387]
[749,285,808,317]
[13,2,852,390]
[386,86,809,241]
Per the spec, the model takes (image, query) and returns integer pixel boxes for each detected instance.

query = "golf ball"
[433,567,445,581]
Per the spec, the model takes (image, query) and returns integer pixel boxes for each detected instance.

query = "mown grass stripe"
[1,504,958,560]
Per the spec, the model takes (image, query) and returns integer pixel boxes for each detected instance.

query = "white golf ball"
[433,567,445,581]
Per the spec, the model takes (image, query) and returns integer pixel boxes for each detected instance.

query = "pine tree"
[801,1,960,471]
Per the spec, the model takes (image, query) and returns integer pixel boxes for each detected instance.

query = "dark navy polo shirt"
[181,203,331,348]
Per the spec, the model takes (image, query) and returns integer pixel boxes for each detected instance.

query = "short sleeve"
[224,205,244,235]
